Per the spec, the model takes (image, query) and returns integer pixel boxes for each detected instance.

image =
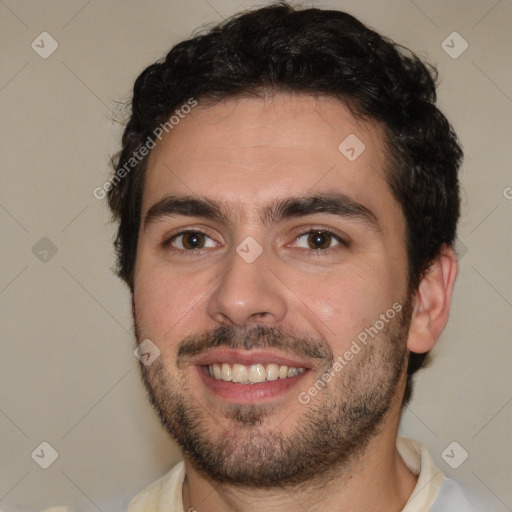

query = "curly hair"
[107,2,463,407]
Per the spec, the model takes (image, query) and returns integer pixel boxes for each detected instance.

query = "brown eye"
[307,231,333,249]
[290,229,347,252]
[166,230,217,252]
[181,232,205,249]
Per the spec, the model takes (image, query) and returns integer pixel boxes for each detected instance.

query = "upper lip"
[190,349,314,369]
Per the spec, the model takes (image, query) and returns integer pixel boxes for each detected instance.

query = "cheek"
[297,265,397,350]
[283,269,360,341]
[133,262,207,350]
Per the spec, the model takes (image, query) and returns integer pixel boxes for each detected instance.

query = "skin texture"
[132,93,458,512]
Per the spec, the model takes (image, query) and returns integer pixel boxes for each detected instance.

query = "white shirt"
[127,437,488,511]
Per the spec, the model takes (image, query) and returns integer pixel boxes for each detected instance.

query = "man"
[107,3,487,511]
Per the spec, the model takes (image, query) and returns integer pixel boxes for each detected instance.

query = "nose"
[206,243,288,328]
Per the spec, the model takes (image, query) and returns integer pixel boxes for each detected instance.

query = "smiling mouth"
[203,362,306,384]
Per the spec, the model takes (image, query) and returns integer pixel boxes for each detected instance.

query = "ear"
[407,244,458,354]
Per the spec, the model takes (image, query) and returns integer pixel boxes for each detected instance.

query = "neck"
[181,424,418,512]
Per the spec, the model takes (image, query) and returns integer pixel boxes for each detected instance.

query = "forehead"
[142,92,397,224]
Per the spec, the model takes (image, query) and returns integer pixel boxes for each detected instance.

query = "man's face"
[133,93,413,487]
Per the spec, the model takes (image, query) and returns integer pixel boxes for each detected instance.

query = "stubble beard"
[135,297,413,490]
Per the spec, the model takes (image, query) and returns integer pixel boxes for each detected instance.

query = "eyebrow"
[143,192,380,232]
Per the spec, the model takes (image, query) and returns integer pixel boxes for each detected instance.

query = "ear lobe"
[407,245,458,354]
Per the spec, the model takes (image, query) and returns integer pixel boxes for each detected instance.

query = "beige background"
[1,0,511,510]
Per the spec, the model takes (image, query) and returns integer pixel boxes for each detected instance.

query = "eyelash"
[162,228,349,256]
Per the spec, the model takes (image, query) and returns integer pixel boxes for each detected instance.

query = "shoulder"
[431,476,496,512]
[127,460,186,512]
[397,437,493,512]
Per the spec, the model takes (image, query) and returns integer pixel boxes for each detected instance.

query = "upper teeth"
[206,363,305,384]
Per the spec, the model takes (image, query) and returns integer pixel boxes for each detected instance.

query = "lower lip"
[195,365,310,403]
